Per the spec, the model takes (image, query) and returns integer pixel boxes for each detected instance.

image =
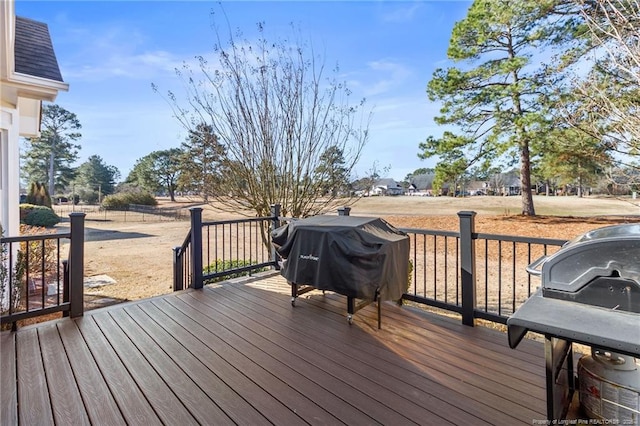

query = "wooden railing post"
[270,204,281,270]
[458,211,477,327]
[173,246,183,291]
[337,206,351,216]
[190,208,203,289]
[69,212,85,318]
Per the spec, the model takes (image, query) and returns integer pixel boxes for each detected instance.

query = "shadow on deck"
[1,273,546,425]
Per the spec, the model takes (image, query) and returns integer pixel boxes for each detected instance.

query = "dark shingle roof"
[375,178,401,188]
[14,16,64,82]
[410,174,435,190]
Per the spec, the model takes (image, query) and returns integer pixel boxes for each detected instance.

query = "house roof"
[374,178,400,188]
[410,174,435,190]
[14,16,63,82]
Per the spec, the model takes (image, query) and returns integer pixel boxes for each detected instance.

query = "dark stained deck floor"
[1,272,547,425]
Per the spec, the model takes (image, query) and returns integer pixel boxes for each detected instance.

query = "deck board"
[1,273,548,425]
[56,319,126,425]
[76,316,164,425]
[38,322,91,425]
[0,331,17,426]
[16,328,54,425]
[90,311,200,425]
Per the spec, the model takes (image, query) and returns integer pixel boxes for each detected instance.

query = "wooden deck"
[1,272,547,425]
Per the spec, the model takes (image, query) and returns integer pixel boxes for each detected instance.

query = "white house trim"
[0,0,67,237]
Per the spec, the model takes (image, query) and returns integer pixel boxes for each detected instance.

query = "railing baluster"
[512,241,517,315]
[421,235,425,296]
[484,240,489,313]
[432,235,437,297]
[498,240,503,317]
[25,241,30,312]
[444,236,448,304]
[41,239,46,309]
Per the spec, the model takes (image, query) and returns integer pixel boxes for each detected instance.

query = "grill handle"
[525,256,546,277]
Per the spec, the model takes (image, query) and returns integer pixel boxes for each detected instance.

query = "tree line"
[22,1,640,218]
[21,104,120,205]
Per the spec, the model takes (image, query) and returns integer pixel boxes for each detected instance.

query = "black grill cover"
[272,215,410,301]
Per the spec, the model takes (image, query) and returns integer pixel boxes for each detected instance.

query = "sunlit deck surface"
[1,272,546,425]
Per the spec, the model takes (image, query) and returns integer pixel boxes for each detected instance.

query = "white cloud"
[62,49,188,82]
[381,2,422,23]
[346,59,414,97]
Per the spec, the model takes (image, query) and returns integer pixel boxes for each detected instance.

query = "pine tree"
[421,0,586,215]
[22,104,81,195]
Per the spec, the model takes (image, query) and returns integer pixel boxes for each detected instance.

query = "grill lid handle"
[526,256,546,277]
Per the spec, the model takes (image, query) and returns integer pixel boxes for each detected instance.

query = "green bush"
[101,191,157,209]
[203,260,268,284]
[20,205,60,227]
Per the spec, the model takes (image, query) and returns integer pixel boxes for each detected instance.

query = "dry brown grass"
[57,194,640,309]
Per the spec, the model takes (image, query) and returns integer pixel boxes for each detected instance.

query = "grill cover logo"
[299,254,319,261]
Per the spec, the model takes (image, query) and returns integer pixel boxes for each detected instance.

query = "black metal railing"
[1,213,85,329]
[399,211,566,325]
[173,206,281,290]
[473,232,565,323]
[173,205,567,327]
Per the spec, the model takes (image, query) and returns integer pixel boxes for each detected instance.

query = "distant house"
[408,174,434,196]
[372,178,403,196]
[488,171,520,196]
[1,0,68,236]
[466,180,489,196]
[407,173,454,196]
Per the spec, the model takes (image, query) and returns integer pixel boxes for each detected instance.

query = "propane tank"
[578,347,640,425]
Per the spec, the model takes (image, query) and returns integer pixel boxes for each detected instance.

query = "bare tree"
[562,1,640,170]
[156,17,370,218]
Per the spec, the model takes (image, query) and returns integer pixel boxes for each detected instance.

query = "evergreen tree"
[74,155,120,204]
[420,0,586,215]
[178,124,225,202]
[22,104,81,195]
[536,127,611,197]
[314,146,350,197]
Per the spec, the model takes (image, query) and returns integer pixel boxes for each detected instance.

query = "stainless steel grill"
[507,223,640,421]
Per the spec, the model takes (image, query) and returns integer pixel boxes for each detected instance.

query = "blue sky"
[16,0,471,182]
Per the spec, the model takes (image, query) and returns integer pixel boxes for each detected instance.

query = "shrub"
[203,260,267,284]
[25,182,52,207]
[20,205,60,227]
[102,191,157,209]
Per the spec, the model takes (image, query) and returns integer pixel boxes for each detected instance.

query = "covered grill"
[507,224,640,421]
[272,215,409,326]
